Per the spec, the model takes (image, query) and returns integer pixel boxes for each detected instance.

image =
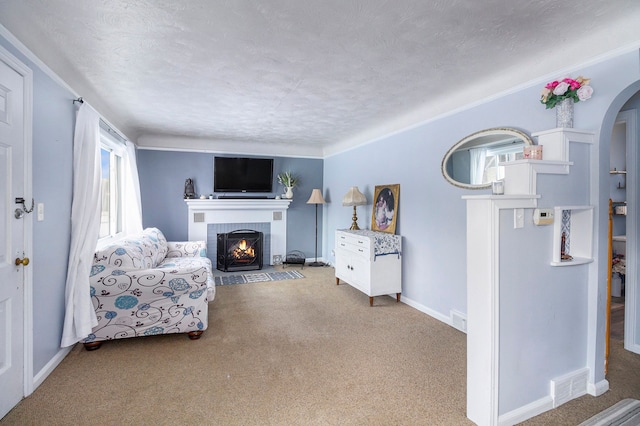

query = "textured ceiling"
[1,1,639,157]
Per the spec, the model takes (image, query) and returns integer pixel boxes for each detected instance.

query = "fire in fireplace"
[217,229,263,272]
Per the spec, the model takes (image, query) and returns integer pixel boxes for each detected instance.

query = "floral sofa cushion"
[85,228,213,345]
[93,227,168,270]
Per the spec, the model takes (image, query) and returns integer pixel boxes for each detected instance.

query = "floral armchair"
[83,227,215,350]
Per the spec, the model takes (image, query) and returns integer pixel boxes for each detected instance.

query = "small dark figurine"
[184,178,196,199]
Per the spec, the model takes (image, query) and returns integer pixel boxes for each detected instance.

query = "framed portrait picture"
[371,184,399,234]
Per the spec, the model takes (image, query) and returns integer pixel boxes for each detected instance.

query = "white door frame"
[0,44,34,400]
[618,109,640,354]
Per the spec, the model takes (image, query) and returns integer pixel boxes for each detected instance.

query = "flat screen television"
[213,156,274,193]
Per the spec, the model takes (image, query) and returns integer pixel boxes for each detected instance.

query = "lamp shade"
[306,189,326,204]
[342,186,367,206]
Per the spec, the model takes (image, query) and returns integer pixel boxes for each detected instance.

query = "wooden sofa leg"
[83,341,102,351]
[188,331,203,340]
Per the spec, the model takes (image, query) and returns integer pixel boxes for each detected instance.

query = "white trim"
[324,43,640,159]
[464,196,539,426]
[498,396,554,426]
[587,379,610,396]
[0,24,76,99]
[400,296,453,327]
[3,24,640,161]
[136,134,324,159]
[619,109,640,354]
[32,346,72,390]
[98,130,126,242]
[0,24,132,144]
[0,44,34,399]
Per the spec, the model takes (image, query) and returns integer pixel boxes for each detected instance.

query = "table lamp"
[342,186,367,230]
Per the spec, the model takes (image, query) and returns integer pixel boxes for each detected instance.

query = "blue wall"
[136,150,324,258]
[322,49,640,417]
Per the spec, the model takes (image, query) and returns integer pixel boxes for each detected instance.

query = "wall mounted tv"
[213,156,274,193]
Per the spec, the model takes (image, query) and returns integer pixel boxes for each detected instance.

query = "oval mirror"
[441,127,533,189]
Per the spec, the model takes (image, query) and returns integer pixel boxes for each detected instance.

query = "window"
[99,129,124,240]
[481,145,522,184]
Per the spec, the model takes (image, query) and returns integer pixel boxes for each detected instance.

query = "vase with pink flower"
[540,76,594,128]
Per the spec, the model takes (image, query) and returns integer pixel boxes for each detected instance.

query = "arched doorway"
[599,83,640,371]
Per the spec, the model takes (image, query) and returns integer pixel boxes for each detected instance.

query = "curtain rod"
[72,96,127,143]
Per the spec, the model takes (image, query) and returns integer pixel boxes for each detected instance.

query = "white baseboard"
[304,257,326,264]
[624,341,640,356]
[31,345,73,394]
[588,379,610,396]
[401,295,459,330]
[498,396,554,426]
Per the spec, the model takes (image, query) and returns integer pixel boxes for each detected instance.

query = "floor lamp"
[306,189,326,267]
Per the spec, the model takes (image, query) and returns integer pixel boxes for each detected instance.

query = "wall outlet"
[37,203,44,221]
[450,310,467,332]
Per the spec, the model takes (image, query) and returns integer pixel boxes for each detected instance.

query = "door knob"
[15,257,30,266]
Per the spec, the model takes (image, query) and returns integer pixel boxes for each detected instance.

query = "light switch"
[514,208,524,229]
[37,203,44,221]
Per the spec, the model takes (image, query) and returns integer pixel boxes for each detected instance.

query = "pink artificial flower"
[577,85,594,101]
[564,78,580,90]
[553,81,570,96]
[545,81,559,90]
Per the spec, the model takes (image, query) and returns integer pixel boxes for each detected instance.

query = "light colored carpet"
[1,266,639,425]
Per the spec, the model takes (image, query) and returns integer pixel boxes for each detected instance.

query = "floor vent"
[451,310,467,332]
[551,367,589,407]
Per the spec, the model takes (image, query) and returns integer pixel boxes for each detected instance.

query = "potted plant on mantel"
[277,171,299,199]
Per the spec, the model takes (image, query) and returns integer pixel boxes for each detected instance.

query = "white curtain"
[469,147,487,185]
[122,140,143,234]
[61,104,101,347]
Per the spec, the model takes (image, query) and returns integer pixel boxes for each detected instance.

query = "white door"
[0,53,26,418]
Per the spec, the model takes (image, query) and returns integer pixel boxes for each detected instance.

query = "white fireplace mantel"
[185,199,293,211]
[185,199,292,265]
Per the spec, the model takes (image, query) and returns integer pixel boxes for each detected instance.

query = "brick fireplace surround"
[184,199,292,266]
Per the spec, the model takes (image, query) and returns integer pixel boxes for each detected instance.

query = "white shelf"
[550,257,594,267]
[532,128,594,162]
[551,205,594,266]
[503,160,573,195]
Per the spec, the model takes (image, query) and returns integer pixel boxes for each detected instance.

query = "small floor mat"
[578,399,640,426]
[214,270,305,286]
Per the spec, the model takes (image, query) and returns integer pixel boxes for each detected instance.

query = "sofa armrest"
[166,241,207,258]
[90,263,209,301]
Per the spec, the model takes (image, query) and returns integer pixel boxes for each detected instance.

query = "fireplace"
[217,229,264,272]
[185,199,292,266]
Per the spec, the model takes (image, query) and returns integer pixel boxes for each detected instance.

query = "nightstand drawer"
[336,240,369,258]
[336,231,371,252]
